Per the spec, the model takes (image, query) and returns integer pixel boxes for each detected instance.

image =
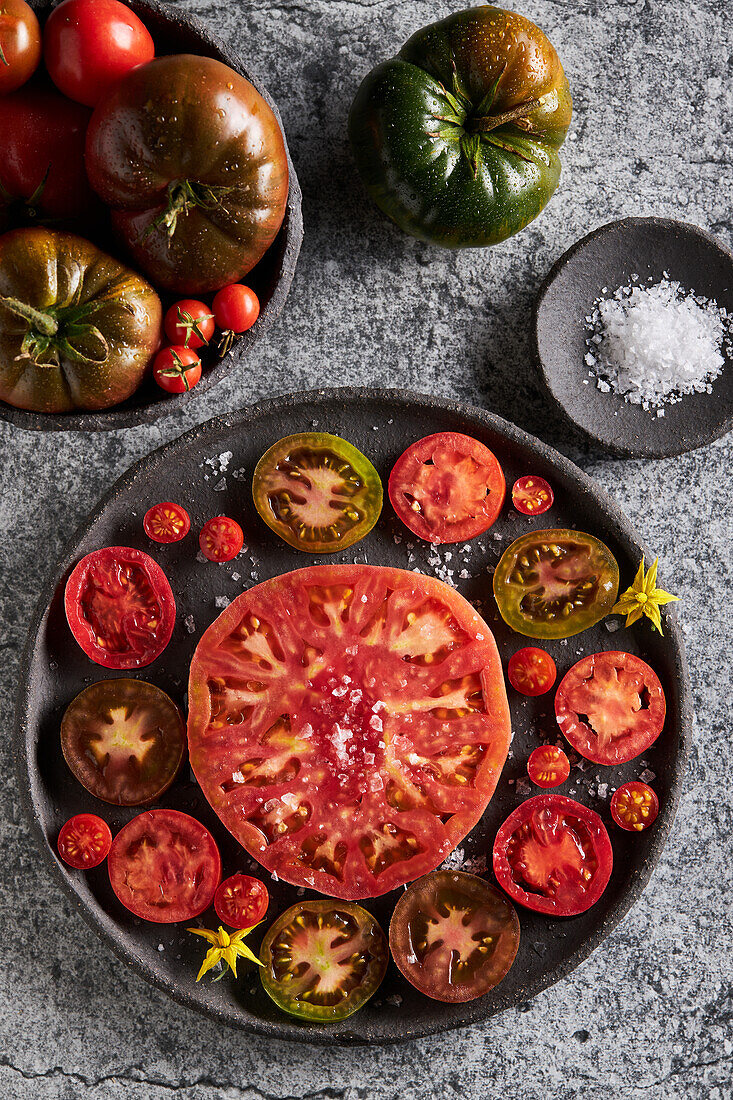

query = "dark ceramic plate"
[15,388,691,1044]
[533,218,733,457]
[0,0,303,433]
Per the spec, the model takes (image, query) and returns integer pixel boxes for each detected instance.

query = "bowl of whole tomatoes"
[0,0,303,431]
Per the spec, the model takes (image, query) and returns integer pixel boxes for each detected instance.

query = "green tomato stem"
[0,296,58,336]
[467,98,540,133]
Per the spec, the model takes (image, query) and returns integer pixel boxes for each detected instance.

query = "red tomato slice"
[64,546,176,670]
[555,651,666,765]
[57,813,112,869]
[214,874,269,928]
[108,809,221,923]
[493,794,613,916]
[527,745,570,789]
[143,502,191,544]
[512,475,554,516]
[199,516,244,562]
[507,647,556,696]
[388,432,505,544]
[188,564,512,900]
[610,781,659,832]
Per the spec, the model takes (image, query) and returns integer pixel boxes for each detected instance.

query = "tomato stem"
[0,296,58,336]
[467,98,541,133]
[149,179,236,240]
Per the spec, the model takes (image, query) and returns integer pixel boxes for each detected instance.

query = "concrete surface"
[1,0,731,1097]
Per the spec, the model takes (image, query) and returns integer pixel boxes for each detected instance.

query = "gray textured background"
[1,0,732,1096]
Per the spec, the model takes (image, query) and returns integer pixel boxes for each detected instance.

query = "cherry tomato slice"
[153,346,202,394]
[163,300,214,349]
[389,871,520,1002]
[512,475,554,516]
[199,516,244,562]
[57,813,112,869]
[527,745,570,789]
[389,432,505,544]
[214,874,269,928]
[64,546,176,669]
[493,794,613,916]
[610,781,659,832]
[0,0,41,95]
[507,647,556,696]
[143,501,191,543]
[259,900,387,1021]
[555,651,666,765]
[108,809,221,923]
[212,284,260,333]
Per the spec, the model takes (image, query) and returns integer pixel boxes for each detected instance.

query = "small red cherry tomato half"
[43,0,154,107]
[163,299,215,349]
[512,475,554,516]
[507,647,556,696]
[214,874,269,928]
[57,813,112,869]
[143,501,191,544]
[199,516,244,562]
[0,0,41,94]
[212,283,260,333]
[527,745,570,789]
[610,781,659,832]
[493,794,613,916]
[153,346,202,394]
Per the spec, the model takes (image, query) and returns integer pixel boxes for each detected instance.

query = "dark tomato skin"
[507,647,557,696]
[153,346,202,394]
[199,516,244,562]
[610,781,659,832]
[44,0,154,107]
[526,745,570,789]
[212,284,260,333]
[163,300,215,349]
[0,0,41,94]
[57,813,112,869]
[143,502,191,543]
[512,475,554,516]
[214,874,269,928]
[493,794,613,916]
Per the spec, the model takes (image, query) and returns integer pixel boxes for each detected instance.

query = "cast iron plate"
[15,388,691,1044]
[533,217,733,457]
[0,0,303,433]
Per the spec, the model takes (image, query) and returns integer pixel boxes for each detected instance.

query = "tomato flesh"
[389,432,505,544]
[108,809,221,923]
[512,475,554,516]
[143,502,191,544]
[57,813,112,869]
[64,546,176,669]
[389,871,519,1002]
[253,433,382,553]
[555,651,666,765]
[259,900,387,1021]
[493,794,613,916]
[199,516,244,562]
[507,647,556,696]
[610,781,659,832]
[527,745,570,789]
[493,529,619,639]
[187,564,511,900]
[214,874,269,928]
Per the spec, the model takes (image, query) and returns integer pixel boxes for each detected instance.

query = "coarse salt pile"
[585,277,731,411]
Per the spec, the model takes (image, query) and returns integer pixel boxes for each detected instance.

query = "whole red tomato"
[43,0,154,107]
[212,284,260,333]
[153,346,202,394]
[0,0,41,93]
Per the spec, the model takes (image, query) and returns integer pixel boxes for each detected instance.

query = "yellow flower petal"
[610,597,636,616]
[188,927,221,946]
[222,946,238,977]
[218,927,231,948]
[196,948,222,982]
[624,605,645,628]
[645,602,663,634]
[651,588,679,605]
[631,557,646,592]
[644,558,659,594]
[234,942,264,967]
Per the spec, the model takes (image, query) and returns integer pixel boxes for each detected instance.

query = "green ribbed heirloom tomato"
[348,5,572,248]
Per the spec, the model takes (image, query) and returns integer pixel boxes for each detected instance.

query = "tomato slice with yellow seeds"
[61,678,185,806]
[259,900,387,1021]
[555,651,666,765]
[143,502,191,543]
[512,475,554,516]
[493,529,619,639]
[389,871,519,1002]
[252,433,382,553]
[214,874,269,928]
[493,794,613,916]
[526,745,570,789]
[57,813,112,869]
[507,647,556,696]
[610,781,659,832]
[187,564,511,900]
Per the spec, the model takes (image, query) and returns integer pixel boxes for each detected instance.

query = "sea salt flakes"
[639,768,656,783]
[214,596,230,609]
[184,614,196,633]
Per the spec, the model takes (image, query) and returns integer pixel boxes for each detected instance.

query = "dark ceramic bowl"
[533,218,733,457]
[0,0,303,433]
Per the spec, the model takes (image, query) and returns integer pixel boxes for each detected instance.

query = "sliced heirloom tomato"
[389,432,505,544]
[493,794,613,917]
[61,679,185,806]
[507,647,556,696]
[65,547,176,669]
[253,433,382,553]
[108,809,221,923]
[187,564,511,900]
[610,782,659,832]
[259,900,387,1021]
[389,871,519,1002]
[494,529,619,639]
[57,813,112,869]
[214,874,269,928]
[555,651,666,765]
[199,516,244,562]
[144,502,191,544]
[526,745,570,789]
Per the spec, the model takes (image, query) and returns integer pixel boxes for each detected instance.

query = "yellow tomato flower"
[610,557,679,634]
[188,924,263,982]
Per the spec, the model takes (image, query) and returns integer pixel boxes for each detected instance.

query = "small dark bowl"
[0,0,303,433]
[533,218,733,458]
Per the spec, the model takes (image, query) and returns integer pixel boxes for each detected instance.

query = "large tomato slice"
[493,794,613,916]
[389,871,520,1002]
[107,809,221,923]
[555,651,666,765]
[64,547,176,669]
[493,529,619,639]
[188,564,511,900]
[388,432,505,544]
